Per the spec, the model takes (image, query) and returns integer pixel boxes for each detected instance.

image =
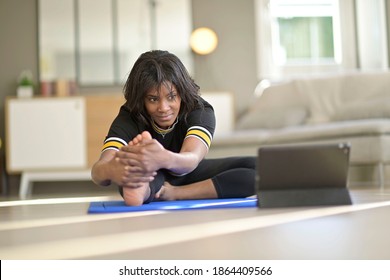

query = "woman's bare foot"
[155,179,218,201]
[121,131,154,206]
[129,131,153,146]
[155,182,177,201]
[122,182,151,206]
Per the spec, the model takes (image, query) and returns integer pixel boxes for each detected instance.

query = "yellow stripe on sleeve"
[185,129,212,148]
[101,140,125,151]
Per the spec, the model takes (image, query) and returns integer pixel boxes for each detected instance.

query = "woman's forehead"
[146,81,177,95]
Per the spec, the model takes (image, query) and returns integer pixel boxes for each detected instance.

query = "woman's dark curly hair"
[123,50,202,125]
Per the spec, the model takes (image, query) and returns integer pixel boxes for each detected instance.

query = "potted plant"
[17,70,34,98]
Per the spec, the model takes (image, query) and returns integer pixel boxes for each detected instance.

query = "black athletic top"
[101,97,215,153]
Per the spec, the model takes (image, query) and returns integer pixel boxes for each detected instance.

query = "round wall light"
[190,27,218,55]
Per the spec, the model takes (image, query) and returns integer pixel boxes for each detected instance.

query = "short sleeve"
[184,98,216,149]
[101,106,143,152]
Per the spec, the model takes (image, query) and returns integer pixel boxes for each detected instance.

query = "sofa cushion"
[218,119,390,146]
[340,71,390,103]
[331,96,390,121]
[296,71,390,124]
[236,106,307,130]
[236,81,308,130]
[295,75,344,124]
[266,119,390,144]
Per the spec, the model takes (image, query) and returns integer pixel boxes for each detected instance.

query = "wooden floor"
[1,187,390,260]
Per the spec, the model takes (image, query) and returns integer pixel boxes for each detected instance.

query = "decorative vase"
[17,85,34,98]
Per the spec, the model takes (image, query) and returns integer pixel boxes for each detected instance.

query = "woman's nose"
[157,100,169,112]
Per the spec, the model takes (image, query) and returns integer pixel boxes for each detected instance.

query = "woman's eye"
[148,97,158,102]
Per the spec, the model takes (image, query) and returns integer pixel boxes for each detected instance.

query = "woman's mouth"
[157,114,172,122]
[154,114,176,127]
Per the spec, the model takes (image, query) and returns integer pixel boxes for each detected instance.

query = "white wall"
[192,0,259,117]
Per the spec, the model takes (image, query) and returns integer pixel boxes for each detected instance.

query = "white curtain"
[355,0,389,70]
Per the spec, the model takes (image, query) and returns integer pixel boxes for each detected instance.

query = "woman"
[91,50,256,206]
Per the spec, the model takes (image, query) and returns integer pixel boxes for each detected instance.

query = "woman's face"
[144,82,181,129]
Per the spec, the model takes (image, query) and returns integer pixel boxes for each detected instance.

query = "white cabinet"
[6,97,87,172]
[5,95,125,198]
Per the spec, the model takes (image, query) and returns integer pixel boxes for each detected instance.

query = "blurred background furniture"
[5,95,124,199]
[209,71,390,189]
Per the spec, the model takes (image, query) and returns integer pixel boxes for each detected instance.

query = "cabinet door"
[6,97,87,173]
[85,95,124,167]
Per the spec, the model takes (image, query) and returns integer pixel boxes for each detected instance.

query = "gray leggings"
[120,156,256,203]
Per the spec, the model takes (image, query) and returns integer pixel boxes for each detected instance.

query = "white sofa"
[207,71,390,189]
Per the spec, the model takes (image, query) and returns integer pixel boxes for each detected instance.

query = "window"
[256,0,388,81]
[255,0,355,80]
[270,0,341,65]
[38,0,193,87]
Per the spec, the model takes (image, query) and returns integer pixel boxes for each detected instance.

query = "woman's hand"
[116,139,167,173]
[117,159,157,188]
[91,149,156,188]
[114,130,209,177]
[117,131,208,176]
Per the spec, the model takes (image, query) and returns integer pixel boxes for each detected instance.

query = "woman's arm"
[117,134,208,176]
[165,136,208,175]
[91,150,120,186]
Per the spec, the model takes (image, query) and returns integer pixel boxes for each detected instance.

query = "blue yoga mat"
[88,197,257,214]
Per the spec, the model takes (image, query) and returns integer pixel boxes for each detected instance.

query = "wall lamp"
[190,27,218,55]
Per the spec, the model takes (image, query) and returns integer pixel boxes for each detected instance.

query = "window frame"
[255,0,358,81]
